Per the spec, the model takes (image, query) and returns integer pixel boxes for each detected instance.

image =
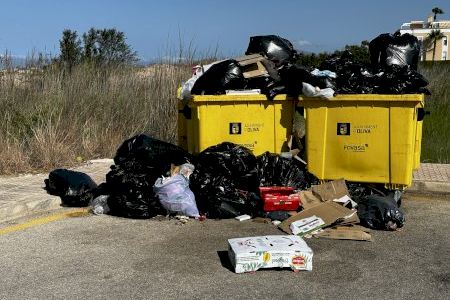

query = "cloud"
[297,40,312,47]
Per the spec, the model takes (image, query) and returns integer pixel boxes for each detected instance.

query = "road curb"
[0,196,62,223]
[408,180,450,195]
[0,159,112,224]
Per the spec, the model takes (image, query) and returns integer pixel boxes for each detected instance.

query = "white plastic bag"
[302,82,335,99]
[153,174,199,217]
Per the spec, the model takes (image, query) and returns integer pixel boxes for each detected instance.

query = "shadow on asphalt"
[217,251,234,273]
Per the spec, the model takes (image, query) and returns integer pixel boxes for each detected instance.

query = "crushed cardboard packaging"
[279,200,358,234]
[298,190,322,210]
[311,179,349,202]
[235,54,269,79]
[228,235,313,273]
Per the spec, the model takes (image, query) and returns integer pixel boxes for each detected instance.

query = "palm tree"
[424,30,445,61]
[432,7,444,21]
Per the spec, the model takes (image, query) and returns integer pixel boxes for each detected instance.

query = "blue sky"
[0,0,449,61]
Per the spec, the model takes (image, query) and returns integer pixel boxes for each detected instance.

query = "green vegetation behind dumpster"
[418,62,450,163]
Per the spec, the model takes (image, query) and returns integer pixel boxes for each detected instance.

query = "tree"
[58,27,138,67]
[424,29,445,61]
[82,28,98,62]
[59,29,82,70]
[81,28,138,66]
[432,7,444,21]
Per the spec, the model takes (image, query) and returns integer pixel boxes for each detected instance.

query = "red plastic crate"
[259,187,300,211]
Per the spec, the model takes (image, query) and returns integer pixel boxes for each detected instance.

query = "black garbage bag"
[44,169,97,207]
[357,194,405,230]
[369,32,420,71]
[246,35,297,66]
[277,64,311,96]
[320,51,376,94]
[189,142,260,218]
[114,134,191,173]
[189,172,260,218]
[374,65,430,94]
[256,152,318,190]
[105,165,164,218]
[191,60,246,95]
[197,142,257,178]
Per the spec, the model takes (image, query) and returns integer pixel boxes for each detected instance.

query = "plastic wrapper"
[369,32,420,71]
[153,174,200,217]
[256,152,318,190]
[245,35,297,66]
[44,169,97,207]
[302,82,335,99]
[179,63,215,100]
[357,194,405,230]
[90,195,110,215]
[191,60,246,95]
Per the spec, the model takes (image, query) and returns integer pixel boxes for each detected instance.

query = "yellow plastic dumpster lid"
[299,94,424,102]
[190,94,425,103]
[191,94,295,102]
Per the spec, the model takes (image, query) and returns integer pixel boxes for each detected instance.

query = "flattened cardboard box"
[279,200,359,234]
[311,179,349,202]
[228,235,313,273]
[235,54,269,79]
[298,190,322,210]
[316,227,372,241]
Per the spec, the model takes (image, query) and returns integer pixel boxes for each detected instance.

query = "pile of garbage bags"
[44,134,405,232]
[190,143,317,218]
[44,136,317,219]
[180,32,429,100]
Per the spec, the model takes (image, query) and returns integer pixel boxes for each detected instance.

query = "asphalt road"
[0,193,449,300]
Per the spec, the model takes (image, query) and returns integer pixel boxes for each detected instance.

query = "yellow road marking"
[0,208,90,236]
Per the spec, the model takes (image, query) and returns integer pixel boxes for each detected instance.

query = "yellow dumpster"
[178,94,297,155]
[301,94,425,189]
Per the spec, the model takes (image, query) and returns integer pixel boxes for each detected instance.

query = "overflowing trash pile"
[180,32,429,100]
[45,134,406,272]
[45,135,405,229]
[43,31,421,273]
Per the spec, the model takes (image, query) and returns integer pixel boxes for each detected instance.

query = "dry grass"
[0,59,448,175]
[0,63,191,174]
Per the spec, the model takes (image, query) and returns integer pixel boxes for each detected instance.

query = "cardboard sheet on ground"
[316,227,372,241]
[311,179,349,202]
[278,200,359,234]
